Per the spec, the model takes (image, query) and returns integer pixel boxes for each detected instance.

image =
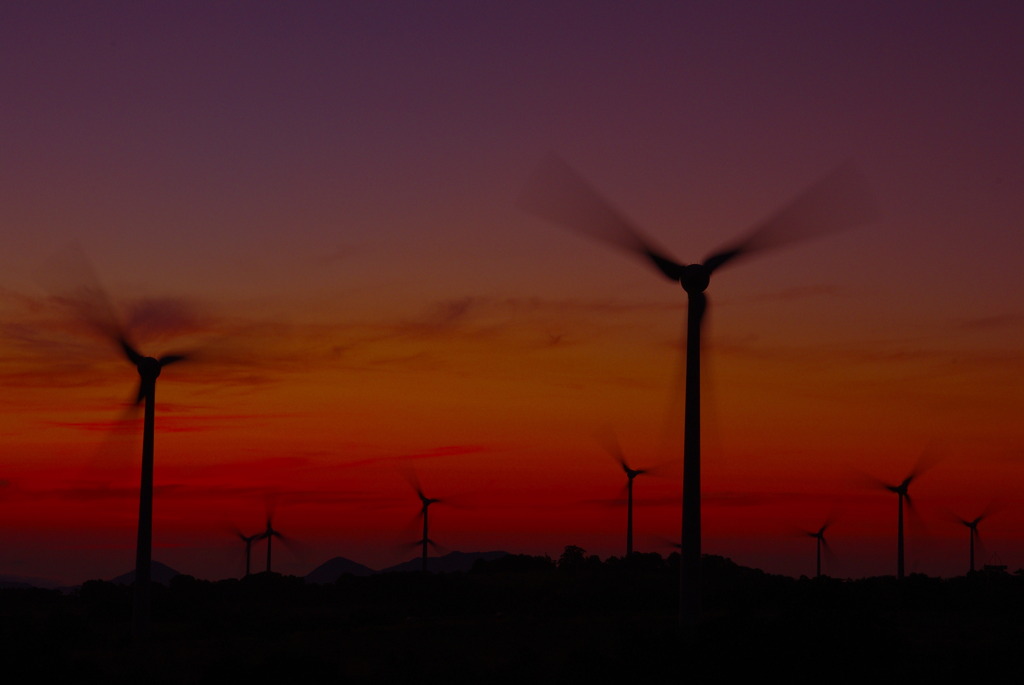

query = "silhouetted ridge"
[110,560,181,586]
[380,550,509,573]
[304,556,374,583]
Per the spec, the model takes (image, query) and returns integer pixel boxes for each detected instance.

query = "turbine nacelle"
[136,357,162,380]
[120,338,189,403]
[680,264,711,294]
[623,465,646,480]
[885,475,914,497]
[808,523,829,541]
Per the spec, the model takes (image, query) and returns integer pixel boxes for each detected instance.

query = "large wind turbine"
[48,253,191,640]
[521,154,876,625]
[120,336,188,637]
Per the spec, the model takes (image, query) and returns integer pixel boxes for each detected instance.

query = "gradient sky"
[2,1,1022,585]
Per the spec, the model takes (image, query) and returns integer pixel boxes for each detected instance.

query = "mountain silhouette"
[380,550,508,574]
[110,560,181,585]
[304,556,375,583]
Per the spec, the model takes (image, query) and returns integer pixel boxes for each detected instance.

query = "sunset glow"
[1,2,1022,586]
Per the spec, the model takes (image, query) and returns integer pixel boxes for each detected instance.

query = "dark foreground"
[4,554,1023,683]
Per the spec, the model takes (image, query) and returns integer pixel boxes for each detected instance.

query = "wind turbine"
[259,514,286,574]
[806,520,832,578]
[600,434,649,557]
[120,334,188,637]
[45,251,193,640]
[236,530,261,577]
[880,467,926,580]
[955,506,993,574]
[415,486,442,573]
[520,154,876,625]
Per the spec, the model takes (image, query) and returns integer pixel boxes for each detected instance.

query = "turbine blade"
[276,533,308,563]
[134,380,148,405]
[859,470,898,493]
[427,539,450,555]
[976,502,997,524]
[821,536,837,570]
[158,353,188,367]
[519,152,685,281]
[594,427,630,471]
[702,160,878,274]
[820,513,839,533]
[908,443,943,481]
[38,245,126,346]
[121,339,144,366]
[264,492,278,525]
[400,466,426,500]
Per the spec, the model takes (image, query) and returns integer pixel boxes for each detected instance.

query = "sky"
[1,1,1022,585]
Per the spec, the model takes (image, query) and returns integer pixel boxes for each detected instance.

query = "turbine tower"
[260,514,285,574]
[806,521,831,578]
[882,470,922,580]
[622,462,646,558]
[521,154,876,625]
[602,435,649,557]
[236,531,261,577]
[121,341,187,637]
[46,249,195,640]
[416,488,441,573]
[956,507,992,574]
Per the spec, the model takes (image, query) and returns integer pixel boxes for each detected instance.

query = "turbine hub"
[680,264,710,294]
[137,356,162,380]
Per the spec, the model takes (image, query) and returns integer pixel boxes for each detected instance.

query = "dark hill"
[109,560,181,585]
[305,556,374,583]
[380,550,508,573]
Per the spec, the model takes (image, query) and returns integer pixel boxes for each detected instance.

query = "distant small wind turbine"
[399,468,450,573]
[521,154,876,625]
[236,530,261,578]
[259,514,286,574]
[415,487,442,573]
[806,520,832,578]
[955,505,994,574]
[600,434,650,557]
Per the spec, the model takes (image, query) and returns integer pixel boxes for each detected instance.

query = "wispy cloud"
[1,289,683,395]
[45,411,293,434]
[342,443,488,468]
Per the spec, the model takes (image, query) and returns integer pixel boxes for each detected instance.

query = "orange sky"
[1,2,1022,585]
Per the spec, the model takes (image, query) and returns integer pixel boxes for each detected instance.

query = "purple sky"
[1,2,1022,583]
